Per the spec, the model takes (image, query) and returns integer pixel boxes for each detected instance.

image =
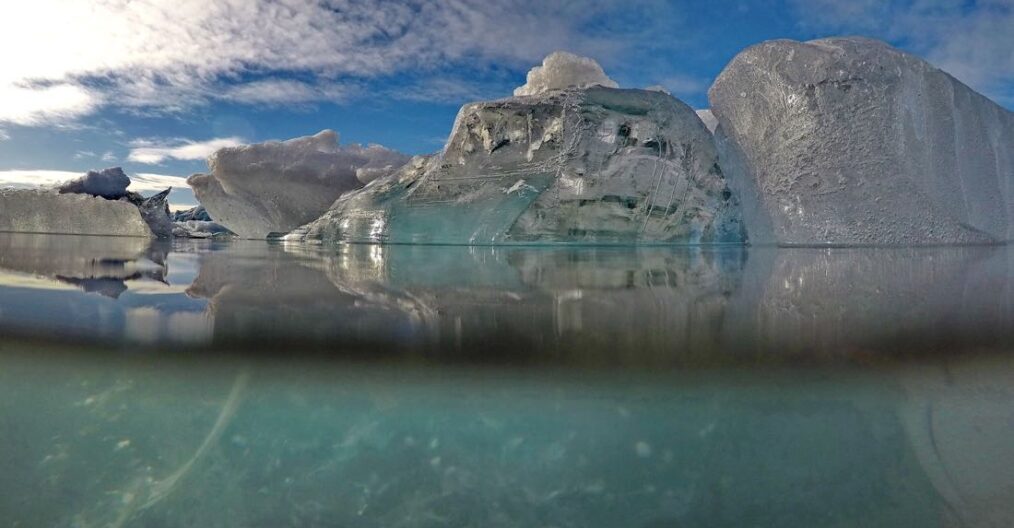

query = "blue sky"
[0,0,1011,207]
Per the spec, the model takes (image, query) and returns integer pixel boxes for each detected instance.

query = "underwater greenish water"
[0,232,1012,527]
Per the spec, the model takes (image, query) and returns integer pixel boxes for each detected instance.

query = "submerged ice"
[293,86,743,244]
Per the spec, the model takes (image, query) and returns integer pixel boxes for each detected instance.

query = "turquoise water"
[0,233,1012,527]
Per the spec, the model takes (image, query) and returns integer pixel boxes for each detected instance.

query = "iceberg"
[513,51,619,96]
[293,86,744,245]
[1,168,178,238]
[170,204,233,238]
[187,130,409,238]
[710,37,1014,245]
[126,188,175,239]
[172,220,233,239]
[172,205,212,222]
[0,188,154,237]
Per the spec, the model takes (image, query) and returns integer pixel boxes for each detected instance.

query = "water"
[0,232,1012,527]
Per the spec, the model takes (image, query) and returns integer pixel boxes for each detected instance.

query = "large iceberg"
[125,187,175,239]
[187,130,409,238]
[0,167,178,238]
[0,188,154,237]
[293,86,744,245]
[710,37,1014,245]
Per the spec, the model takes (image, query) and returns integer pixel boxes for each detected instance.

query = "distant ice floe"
[187,130,409,238]
[513,51,618,96]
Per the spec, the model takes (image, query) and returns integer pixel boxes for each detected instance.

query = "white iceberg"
[513,51,619,96]
[1,168,178,238]
[187,130,409,238]
[710,37,1014,245]
[0,188,154,237]
[292,86,744,244]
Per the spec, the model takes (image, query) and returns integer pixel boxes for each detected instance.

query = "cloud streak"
[0,169,188,194]
[128,137,245,164]
[0,1,656,125]
[0,0,1008,127]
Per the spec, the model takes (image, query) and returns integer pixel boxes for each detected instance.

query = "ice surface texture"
[1,166,174,238]
[172,205,212,222]
[56,167,131,199]
[118,188,175,239]
[695,110,718,134]
[0,188,154,237]
[187,130,408,238]
[710,37,1014,246]
[514,51,619,96]
[293,87,744,245]
[172,220,233,239]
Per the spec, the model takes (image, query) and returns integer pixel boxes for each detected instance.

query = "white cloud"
[0,128,8,141]
[0,1,659,125]
[130,173,191,193]
[0,83,100,126]
[127,137,245,164]
[514,51,618,96]
[101,151,117,162]
[0,169,194,208]
[0,169,82,188]
[223,80,353,105]
[0,169,188,194]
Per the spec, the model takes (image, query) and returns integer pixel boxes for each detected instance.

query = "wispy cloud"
[0,82,100,126]
[0,128,8,141]
[127,137,245,165]
[130,173,191,193]
[0,1,676,125]
[0,169,83,188]
[0,169,189,195]
[101,151,117,163]
[223,79,355,105]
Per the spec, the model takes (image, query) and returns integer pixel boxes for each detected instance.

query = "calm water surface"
[0,233,1012,527]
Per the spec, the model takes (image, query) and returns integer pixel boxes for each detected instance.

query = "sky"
[0,0,1011,208]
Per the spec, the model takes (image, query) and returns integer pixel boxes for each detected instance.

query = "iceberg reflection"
[0,234,1012,362]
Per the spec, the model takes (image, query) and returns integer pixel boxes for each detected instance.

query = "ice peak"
[513,51,618,96]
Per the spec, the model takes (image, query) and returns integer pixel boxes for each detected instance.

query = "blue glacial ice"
[291,86,744,245]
